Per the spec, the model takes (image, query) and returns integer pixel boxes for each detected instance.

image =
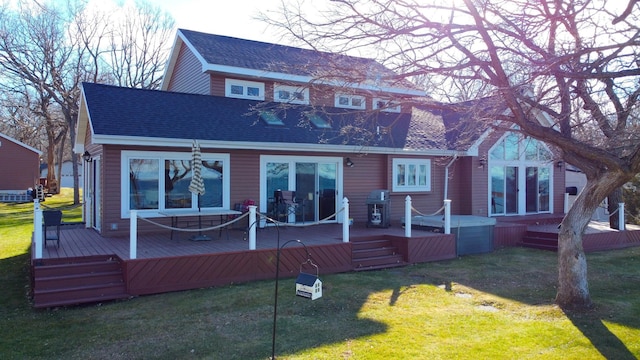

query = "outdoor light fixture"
[82,151,93,163]
[345,157,354,168]
[478,155,487,169]
[557,160,564,168]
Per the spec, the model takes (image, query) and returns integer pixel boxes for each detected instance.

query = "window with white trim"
[274,84,309,104]
[373,98,401,113]
[225,79,265,100]
[334,93,366,109]
[121,151,230,217]
[392,158,431,192]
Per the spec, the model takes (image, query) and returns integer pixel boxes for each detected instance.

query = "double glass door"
[263,156,339,223]
[490,165,550,215]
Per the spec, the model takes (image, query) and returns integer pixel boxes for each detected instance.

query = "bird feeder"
[295,259,322,300]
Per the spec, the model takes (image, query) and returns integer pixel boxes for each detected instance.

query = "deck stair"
[351,237,405,271]
[521,230,559,251]
[32,255,129,308]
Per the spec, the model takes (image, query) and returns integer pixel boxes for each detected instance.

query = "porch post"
[564,192,569,214]
[404,195,412,238]
[444,199,451,235]
[248,205,257,250]
[34,200,43,259]
[130,210,137,259]
[618,203,625,231]
[342,197,349,243]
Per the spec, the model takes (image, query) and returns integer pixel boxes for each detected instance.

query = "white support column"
[130,210,137,259]
[342,197,350,243]
[34,200,43,259]
[564,192,569,214]
[618,203,625,231]
[249,205,257,250]
[404,195,412,238]
[444,199,452,235]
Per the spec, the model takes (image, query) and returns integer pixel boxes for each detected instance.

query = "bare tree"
[106,1,175,89]
[0,0,174,203]
[264,0,640,309]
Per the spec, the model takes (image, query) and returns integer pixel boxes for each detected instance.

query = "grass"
[1,190,639,359]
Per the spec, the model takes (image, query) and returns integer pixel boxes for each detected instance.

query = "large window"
[392,158,431,192]
[122,151,230,217]
[225,78,265,100]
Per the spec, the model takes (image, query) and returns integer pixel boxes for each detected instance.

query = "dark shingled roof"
[414,97,504,151]
[179,29,418,91]
[82,82,446,151]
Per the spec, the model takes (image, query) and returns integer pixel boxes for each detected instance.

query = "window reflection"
[129,159,159,210]
[165,159,192,209]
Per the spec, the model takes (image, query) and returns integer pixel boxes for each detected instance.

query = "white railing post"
[618,203,625,231]
[249,205,257,250]
[342,197,349,243]
[130,210,137,259]
[34,200,43,259]
[444,199,451,235]
[564,192,569,214]
[405,195,412,238]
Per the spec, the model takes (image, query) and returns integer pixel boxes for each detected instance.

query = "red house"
[31,29,591,308]
[75,29,566,236]
[0,132,41,202]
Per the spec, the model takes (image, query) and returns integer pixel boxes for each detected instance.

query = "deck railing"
[127,197,352,260]
[32,196,455,260]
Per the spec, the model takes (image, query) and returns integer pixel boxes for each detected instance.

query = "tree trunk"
[556,207,592,309]
[55,135,65,195]
[555,180,604,309]
[607,187,624,230]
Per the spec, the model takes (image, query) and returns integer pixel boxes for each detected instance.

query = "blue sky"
[145,0,293,42]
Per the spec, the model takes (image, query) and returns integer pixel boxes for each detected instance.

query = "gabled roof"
[0,132,42,155]
[77,82,455,156]
[415,97,507,154]
[161,29,425,96]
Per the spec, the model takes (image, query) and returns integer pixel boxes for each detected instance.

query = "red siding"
[0,135,40,191]
[166,43,210,95]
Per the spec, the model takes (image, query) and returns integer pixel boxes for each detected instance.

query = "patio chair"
[42,210,62,248]
[274,190,299,223]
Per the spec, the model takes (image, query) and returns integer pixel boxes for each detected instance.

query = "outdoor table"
[159,209,242,241]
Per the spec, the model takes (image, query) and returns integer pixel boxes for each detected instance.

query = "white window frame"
[120,150,231,218]
[225,78,265,100]
[392,158,432,192]
[373,98,401,113]
[273,84,309,105]
[334,93,366,109]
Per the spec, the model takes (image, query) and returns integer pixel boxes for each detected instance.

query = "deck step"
[522,231,558,251]
[32,255,128,308]
[352,237,406,271]
[353,254,405,270]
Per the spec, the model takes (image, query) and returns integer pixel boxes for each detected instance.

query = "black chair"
[43,210,62,248]
[274,190,299,223]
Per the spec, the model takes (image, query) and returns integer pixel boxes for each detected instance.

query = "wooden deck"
[30,216,640,308]
[31,222,457,308]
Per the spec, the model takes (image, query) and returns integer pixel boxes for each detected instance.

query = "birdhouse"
[295,272,322,300]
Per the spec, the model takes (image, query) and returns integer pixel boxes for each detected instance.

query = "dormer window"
[225,79,265,100]
[274,84,309,105]
[335,93,366,109]
[373,98,401,113]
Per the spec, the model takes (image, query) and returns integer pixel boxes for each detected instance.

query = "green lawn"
[1,190,639,359]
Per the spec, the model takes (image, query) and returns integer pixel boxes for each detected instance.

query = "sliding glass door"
[262,156,340,224]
